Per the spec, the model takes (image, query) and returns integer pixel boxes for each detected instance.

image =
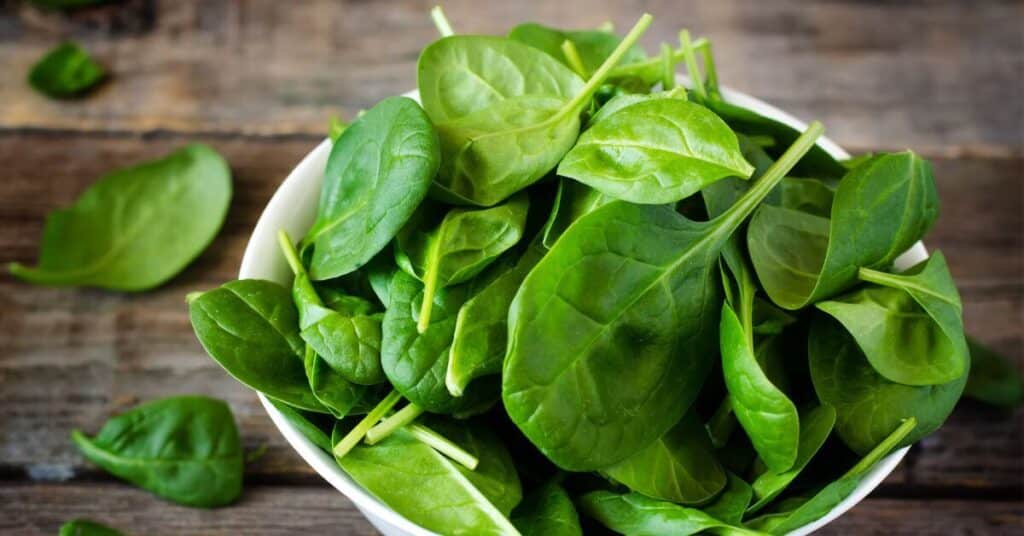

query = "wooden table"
[1,1,1021,534]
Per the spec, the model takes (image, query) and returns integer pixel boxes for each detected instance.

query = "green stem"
[417,236,443,333]
[333,390,403,459]
[660,42,675,90]
[408,424,479,470]
[430,6,454,37]
[560,13,653,116]
[858,266,902,288]
[277,230,306,277]
[365,403,425,445]
[700,40,720,95]
[678,29,706,100]
[560,40,588,78]
[606,37,708,79]
[845,417,916,478]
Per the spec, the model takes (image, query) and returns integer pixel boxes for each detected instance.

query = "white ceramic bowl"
[239,84,925,535]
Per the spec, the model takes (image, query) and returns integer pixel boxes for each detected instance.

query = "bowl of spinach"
[189,10,968,536]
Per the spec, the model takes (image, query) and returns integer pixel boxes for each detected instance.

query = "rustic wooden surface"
[0,1,1021,534]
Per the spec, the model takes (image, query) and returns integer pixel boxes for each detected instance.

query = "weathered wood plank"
[0,483,1019,535]
[0,134,1020,491]
[0,0,1021,153]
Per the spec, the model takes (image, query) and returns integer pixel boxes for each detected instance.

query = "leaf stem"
[606,37,708,79]
[858,266,901,288]
[277,230,306,277]
[417,235,443,333]
[365,403,425,445]
[660,42,675,90]
[700,40,720,95]
[408,424,479,470]
[560,40,588,78]
[561,13,653,116]
[430,6,454,37]
[333,390,403,459]
[678,30,706,100]
[845,417,916,478]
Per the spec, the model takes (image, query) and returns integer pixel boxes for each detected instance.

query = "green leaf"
[396,194,529,330]
[189,279,326,412]
[580,491,763,536]
[70,396,243,507]
[808,315,965,454]
[748,152,939,310]
[721,303,800,472]
[604,411,727,505]
[59,520,124,536]
[504,124,823,470]
[511,482,583,536]
[747,404,836,514]
[28,42,104,98]
[964,337,1024,408]
[333,422,519,535]
[818,252,968,385]
[302,344,370,418]
[447,240,545,396]
[585,86,687,127]
[779,177,835,217]
[559,99,754,204]
[541,179,611,248]
[702,472,753,525]
[304,96,440,280]
[10,144,231,291]
[267,398,333,452]
[508,22,647,78]
[418,17,651,206]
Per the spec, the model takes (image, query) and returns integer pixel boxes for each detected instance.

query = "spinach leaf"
[28,42,104,98]
[604,411,726,505]
[702,472,753,525]
[808,315,965,454]
[818,252,968,386]
[59,520,124,536]
[721,303,800,472]
[541,179,610,248]
[10,144,231,291]
[746,417,916,534]
[333,423,519,535]
[779,177,835,217]
[748,152,939,310]
[508,22,647,78]
[396,194,529,331]
[584,86,687,128]
[580,491,762,536]
[447,240,545,397]
[188,279,326,412]
[559,99,754,204]
[751,298,796,336]
[965,338,1024,408]
[303,96,440,280]
[70,396,243,507]
[381,270,496,414]
[303,344,370,418]
[267,398,334,452]
[747,404,836,514]
[417,16,651,206]
[511,482,583,536]
[505,123,823,470]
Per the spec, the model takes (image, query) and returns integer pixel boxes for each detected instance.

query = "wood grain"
[0,0,1021,154]
[0,483,1019,535]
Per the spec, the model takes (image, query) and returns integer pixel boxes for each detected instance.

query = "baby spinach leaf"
[702,472,753,525]
[511,482,583,536]
[267,398,333,452]
[965,338,1024,408]
[751,298,796,336]
[333,423,519,535]
[303,96,440,280]
[504,123,823,470]
[721,303,800,473]
[584,86,687,128]
[541,179,610,248]
[779,177,835,217]
[808,315,965,454]
[396,194,529,331]
[508,22,647,78]
[303,344,369,419]
[559,99,754,204]
[818,252,968,386]
[188,279,326,412]
[381,270,497,414]
[59,519,124,536]
[748,152,939,310]
[580,491,762,536]
[747,404,836,514]
[417,16,652,206]
[10,144,231,291]
[71,396,243,508]
[447,240,545,397]
[746,417,916,535]
[604,411,727,505]
[28,42,104,98]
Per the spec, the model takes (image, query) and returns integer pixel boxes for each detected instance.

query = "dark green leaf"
[59,519,124,536]
[267,398,333,452]
[511,482,583,536]
[28,42,104,98]
[580,491,761,536]
[541,179,610,248]
[964,338,1024,408]
[702,472,752,525]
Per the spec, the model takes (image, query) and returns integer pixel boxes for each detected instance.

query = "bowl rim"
[240,79,918,536]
